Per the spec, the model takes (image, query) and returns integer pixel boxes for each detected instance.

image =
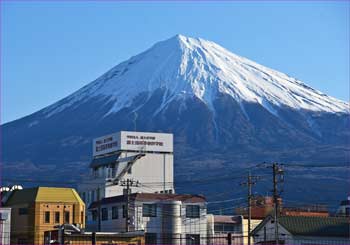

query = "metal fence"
[2,232,350,245]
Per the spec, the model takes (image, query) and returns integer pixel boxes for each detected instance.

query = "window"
[112,206,118,219]
[17,238,29,244]
[92,210,98,221]
[91,190,95,202]
[186,234,200,245]
[101,208,108,221]
[64,211,70,223]
[186,205,200,218]
[44,211,50,223]
[122,205,126,218]
[145,233,157,245]
[127,163,132,174]
[81,211,84,223]
[143,204,157,217]
[55,212,60,223]
[346,207,350,216]
[18,208,28,215]
[214,223,240,233]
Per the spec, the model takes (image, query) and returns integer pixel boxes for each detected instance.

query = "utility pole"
[241,171,259,245]
[272,163,284,245]
[125,179,130,232]
[120,179,140,232]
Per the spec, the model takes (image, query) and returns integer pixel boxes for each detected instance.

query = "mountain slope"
[42,34,348,119]
[2,35,349,206]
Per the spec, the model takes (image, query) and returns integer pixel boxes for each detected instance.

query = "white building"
[251,215,350,244]
[336,197,350,217]
[207,215,262,245]
[88,193,207,244]
[0,208,11,245]
[78,131,174,208]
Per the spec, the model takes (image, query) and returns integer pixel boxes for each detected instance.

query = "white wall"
[78,151,174,209]
[253,218,292,243]
[0,208,11,245]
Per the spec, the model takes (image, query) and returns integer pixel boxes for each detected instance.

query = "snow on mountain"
[43,34,349,119]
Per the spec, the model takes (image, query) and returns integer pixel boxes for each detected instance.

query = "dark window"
[81,211,84,223]
[64,211,70,223]
[122,205,126,218]
[186,234,200,245]
[101,208,108,221]
[91,191,95,202]
[346,207,350,216]
[127,163,132,174]
[143,204,157,217]
[18,208,28,215]
[55,212,60,223]
[44,211,50,223]
[186,205,200,218]
[92,210,98,221]
[17,238,29,244]
[214,224,223,232]
[162,234,174,245]
[145,233,157,244]
[112,206,118,219]
[214,223,240,233]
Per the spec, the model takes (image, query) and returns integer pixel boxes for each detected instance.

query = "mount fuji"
[2,35,349,206]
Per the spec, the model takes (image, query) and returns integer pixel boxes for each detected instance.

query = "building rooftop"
[213,215,242,224]
[253,215,350,238]
[4,187,84,206]
[89,193,206,209]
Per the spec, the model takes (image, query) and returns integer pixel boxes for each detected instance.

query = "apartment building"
[88,193,207,244]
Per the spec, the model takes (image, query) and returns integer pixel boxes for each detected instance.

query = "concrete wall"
[78,151,174,209]
[0,208,11,245]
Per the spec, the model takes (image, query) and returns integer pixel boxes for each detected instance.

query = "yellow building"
[4,187,85,245]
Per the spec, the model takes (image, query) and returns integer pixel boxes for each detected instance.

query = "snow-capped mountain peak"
[43,34,349,117]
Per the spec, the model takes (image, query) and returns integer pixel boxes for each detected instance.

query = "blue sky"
[1,1,349,123]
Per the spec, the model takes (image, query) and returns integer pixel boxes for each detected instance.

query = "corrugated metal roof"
[4,187,84,206]
[279,216,350,237]
[252,215,350,238]
[36,187,84,204]
[90,153,121,168]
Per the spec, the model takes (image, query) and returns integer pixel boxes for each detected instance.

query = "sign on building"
[93,131,173,156]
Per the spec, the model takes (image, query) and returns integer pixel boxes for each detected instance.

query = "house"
[78,131,175,209]
[207,215,262,245]
[336,197,350,217]
[0,208,11,245]
[251,215,350,244]
[88,193,207,244]
[4,187,85,245]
